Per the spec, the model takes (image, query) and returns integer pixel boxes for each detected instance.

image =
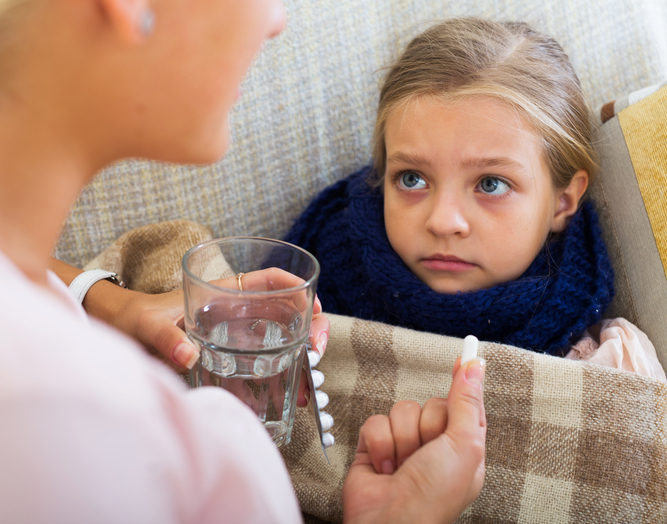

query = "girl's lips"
[420,257,476,272]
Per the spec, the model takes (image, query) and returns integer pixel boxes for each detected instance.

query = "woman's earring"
[139,9,155,37]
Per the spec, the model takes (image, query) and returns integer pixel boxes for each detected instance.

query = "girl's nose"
[425,192,471,238]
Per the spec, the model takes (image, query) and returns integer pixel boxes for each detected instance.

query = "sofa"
[55,0,667,522]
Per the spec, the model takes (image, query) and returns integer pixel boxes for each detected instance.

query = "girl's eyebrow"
[386,152,529,175]
[460,156,527,172]
[386,151,433,167]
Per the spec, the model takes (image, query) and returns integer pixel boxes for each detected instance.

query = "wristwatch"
[68,269,127,305]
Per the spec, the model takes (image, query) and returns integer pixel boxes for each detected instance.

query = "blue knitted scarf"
[286,166,615,355]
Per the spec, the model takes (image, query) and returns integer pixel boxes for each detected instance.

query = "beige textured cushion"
[83,220,215,293]
[55,0,667,269]
[589,83,667,368]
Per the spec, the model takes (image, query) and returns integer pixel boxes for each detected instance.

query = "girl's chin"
[423,277,492,295]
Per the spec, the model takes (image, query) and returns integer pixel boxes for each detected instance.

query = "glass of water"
[182,237,319,447]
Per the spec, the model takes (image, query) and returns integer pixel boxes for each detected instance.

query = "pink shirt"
[567,317,666,382]
[0,252,302,524]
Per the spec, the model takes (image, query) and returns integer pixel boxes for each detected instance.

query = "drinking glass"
[183,237,319,447]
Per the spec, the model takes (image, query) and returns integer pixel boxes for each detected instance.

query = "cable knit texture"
[285,166,615,355]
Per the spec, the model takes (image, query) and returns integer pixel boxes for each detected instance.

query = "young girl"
[285,18,665,377]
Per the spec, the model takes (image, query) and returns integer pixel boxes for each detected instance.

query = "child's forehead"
[389,94,535,129]
[385,94,542,147]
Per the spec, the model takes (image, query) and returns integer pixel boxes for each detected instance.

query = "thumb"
[446,357,486,440]
[170,335,200,370]
[140,315,199,370]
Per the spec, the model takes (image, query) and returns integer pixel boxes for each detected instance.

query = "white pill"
[320,412,334,431]
[312,370,325,388]
[315,390,329,409]
[322,432,335,448]
[461,335,479,365]
[308,350,321,368]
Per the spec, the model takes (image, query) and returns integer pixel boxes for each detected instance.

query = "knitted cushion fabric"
[285,166,615,355]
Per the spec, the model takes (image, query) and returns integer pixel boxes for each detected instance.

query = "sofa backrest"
[55,0,667,268]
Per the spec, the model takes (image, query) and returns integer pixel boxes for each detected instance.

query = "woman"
[0,0,486,522]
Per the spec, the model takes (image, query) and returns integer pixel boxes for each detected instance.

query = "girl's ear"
[551,170,589,233]
[96,0,153,44]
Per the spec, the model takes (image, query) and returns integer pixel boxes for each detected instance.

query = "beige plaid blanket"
[282,315,667,523]
[87,221,667,523]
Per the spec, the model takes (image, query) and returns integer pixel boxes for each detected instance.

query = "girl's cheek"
[394,189,429,206]
[475,187,517,207]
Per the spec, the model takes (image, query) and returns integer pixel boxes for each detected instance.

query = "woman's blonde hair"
[372,18,597,190]
[0,0,31,51]
[0,0,17,13]
[0,0,28,19]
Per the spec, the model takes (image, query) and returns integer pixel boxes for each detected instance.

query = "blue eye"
[398,171,427,190]
[478,177,510,196]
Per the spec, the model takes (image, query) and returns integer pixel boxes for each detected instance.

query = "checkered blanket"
[281,314,667,523]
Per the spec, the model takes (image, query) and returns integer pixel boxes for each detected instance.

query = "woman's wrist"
[48,257,133,324]
[80,278,136,325]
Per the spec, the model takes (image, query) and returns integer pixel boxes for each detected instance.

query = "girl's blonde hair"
[372,18,597,190]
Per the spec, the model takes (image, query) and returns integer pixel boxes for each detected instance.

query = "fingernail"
[312,370,325,388]
[308,350,321,368]
[316,332,328,355]
[174,341,199,369]
[464,358,486,387]
[315,390,329,409]
[315,296,322,310]
[381,459,394,475]
[320,412,334,431]
[322,432,335,448]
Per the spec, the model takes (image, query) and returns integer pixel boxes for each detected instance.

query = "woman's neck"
[0,96,98,286]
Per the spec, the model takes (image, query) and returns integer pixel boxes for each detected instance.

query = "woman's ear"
[551,170,589,233]
[96,0,154,44]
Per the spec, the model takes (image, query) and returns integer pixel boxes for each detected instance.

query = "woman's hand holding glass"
[89,267,328,408]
